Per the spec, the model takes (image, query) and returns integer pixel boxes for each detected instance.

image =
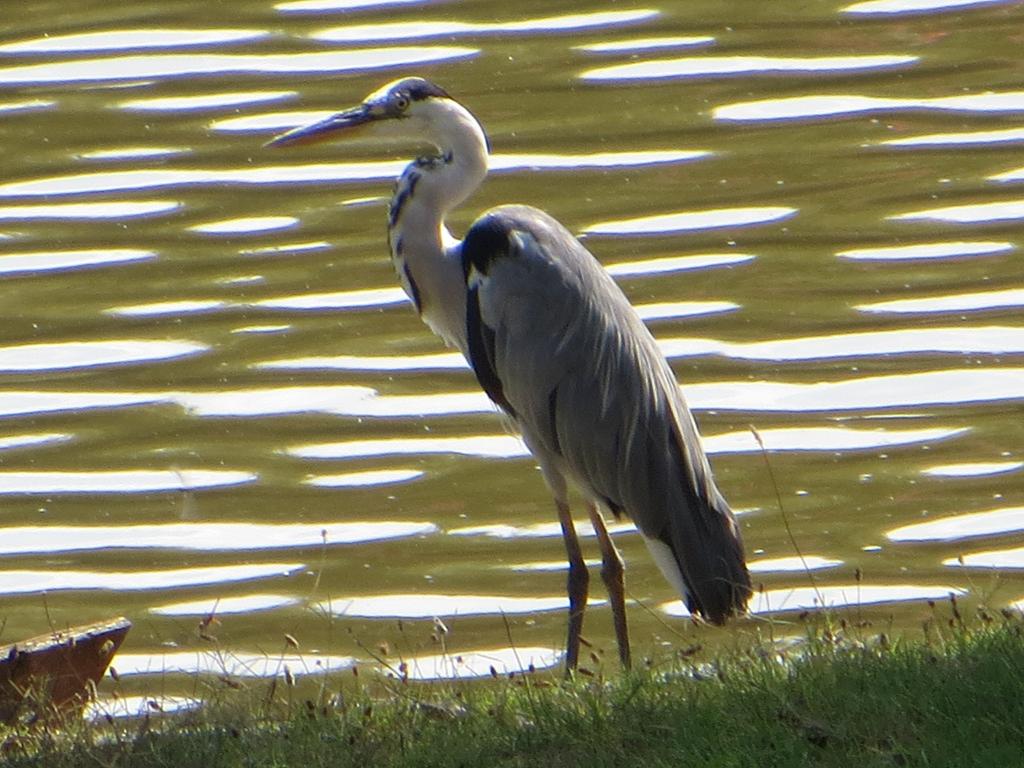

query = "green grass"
[4,609,1024,767]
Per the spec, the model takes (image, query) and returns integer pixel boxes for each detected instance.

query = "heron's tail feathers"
[644,486,752,625]
[685,491,752,624]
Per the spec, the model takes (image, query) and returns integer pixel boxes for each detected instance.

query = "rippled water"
[1,0,1023,696]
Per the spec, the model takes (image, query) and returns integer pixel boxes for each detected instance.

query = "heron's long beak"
[265,104,375,148]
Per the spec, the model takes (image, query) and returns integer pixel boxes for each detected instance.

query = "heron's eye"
[394,92,411,112]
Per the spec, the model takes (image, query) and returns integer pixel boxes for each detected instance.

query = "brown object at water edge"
[0,616,131,723]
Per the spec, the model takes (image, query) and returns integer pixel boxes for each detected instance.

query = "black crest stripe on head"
[406,80,450,101]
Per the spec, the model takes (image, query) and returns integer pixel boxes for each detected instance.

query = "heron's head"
[267,77,485,155]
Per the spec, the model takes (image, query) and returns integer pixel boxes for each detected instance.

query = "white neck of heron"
[387,104,489,354]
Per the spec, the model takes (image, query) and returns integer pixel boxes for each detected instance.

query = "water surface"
[1,0,1022,691]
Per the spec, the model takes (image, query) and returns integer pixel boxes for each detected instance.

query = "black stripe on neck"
[402,262,422,313]
[388,168,421,229]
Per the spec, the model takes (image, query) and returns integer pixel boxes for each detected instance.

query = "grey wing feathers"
[461,205,751,623]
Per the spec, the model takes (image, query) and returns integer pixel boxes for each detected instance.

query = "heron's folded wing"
[464,205,713,523]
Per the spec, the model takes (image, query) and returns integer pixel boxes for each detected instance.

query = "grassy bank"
[3,609,1024,767]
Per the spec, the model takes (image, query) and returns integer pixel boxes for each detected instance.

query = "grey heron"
[269,78,751,671]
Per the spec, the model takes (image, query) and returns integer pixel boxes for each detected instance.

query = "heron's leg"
[556,498,589,673]
[587,503,631,669]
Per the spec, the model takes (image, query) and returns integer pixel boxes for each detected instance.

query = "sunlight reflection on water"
[0,248,154,275]
[0,47,479,85]
[0,470,255,494]
[396,647,562,680]
[111,650,352,678]
[0,563,304,595]
[0,521,436,554]
[311,10,659,43]
[882,127,1024,147]
[946,548,1024,569]
[119,90,295,111]
[662,584,966,617]
[888,507,1024,542]
[275,0,431,10]
[836,241,1013,261]
[922,462,1023,478]
[0,433,71,452]
[85,696,201,720]
[149,594,301,616]
[106,300,228,318]
[0,340,207,372]
[189,216,300,235]
[585,206,797,234]
[321,594,606,618]
[605,252,755,276]
[715,92,1024,122]
[305,468,424,487]
[0,200,179,219]
[747,556,843,573]
[0,29,269,54]
[581,54,917,82]
[856,290,1024,315]
[841,0,1014,14]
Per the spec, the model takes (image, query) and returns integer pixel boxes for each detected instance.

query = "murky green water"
[2,0,1024,705]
